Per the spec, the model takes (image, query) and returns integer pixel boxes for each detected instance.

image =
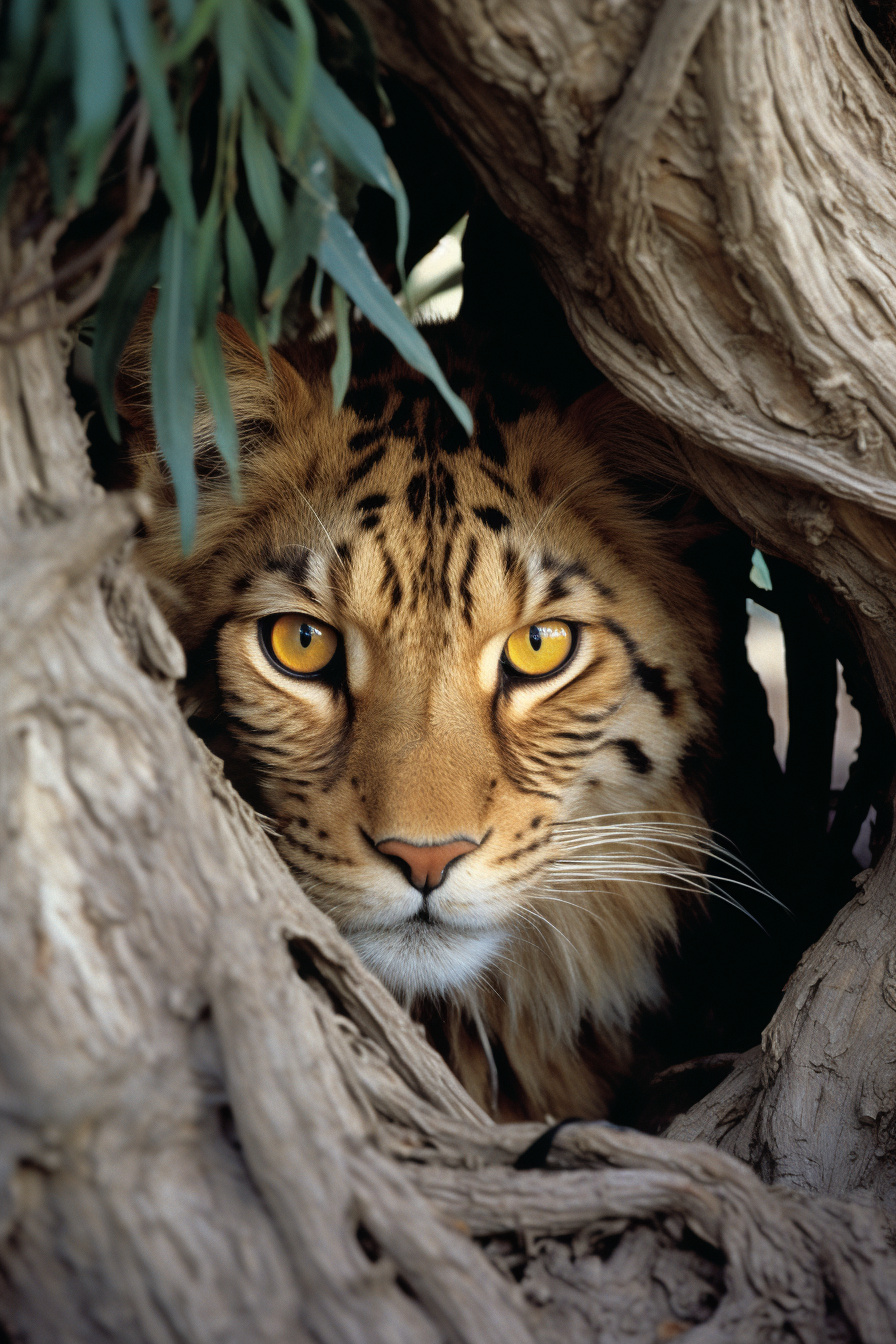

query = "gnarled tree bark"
[4,0,896,1339]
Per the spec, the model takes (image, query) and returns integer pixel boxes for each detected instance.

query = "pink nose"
[376,838,479,890]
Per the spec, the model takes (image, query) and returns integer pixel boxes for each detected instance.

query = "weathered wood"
[357,0,896,513]
[6,0,896,1337]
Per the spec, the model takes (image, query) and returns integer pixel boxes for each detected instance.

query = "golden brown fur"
[118,301,719,1121]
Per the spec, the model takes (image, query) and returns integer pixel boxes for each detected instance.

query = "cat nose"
[376,837,479,891]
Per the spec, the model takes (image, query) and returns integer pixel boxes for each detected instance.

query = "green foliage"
[0,0,471,549]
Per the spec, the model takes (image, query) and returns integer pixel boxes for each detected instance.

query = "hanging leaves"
[0,0,470,551]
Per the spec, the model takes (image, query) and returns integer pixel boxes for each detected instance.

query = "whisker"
[296,488,344,567]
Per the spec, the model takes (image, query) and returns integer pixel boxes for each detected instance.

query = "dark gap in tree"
[356,1224,381,1263]
[285,936,350,1019]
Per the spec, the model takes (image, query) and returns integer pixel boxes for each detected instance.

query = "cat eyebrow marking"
[265,547,311,584]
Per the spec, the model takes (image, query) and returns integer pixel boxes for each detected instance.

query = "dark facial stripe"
[346,446,386,486]
[479,465,516,497]
[265,548,310,586]
[608,738,654,774]
[426,397,468,455]
[474,506,511,533]
[391,399,419,439]
[440,539,453,610]
[344,383,390,422]
[489,379,539,423]
[598,616,677,715]
[475,394,507,467]
[553,729,605,741]
[599,615,639,657]
[634,659,677,717]
[348,427,384,454]
[406,473,426,520]
[459,535,479,625]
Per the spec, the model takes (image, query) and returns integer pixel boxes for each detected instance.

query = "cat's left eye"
[504,621,574,677]
[262,614,339,676]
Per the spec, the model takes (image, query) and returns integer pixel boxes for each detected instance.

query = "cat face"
[120,307,719,1118]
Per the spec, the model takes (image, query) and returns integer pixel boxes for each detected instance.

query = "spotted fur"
[119,302,719,1121]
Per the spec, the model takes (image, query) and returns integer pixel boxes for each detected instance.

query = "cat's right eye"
[503,620,574,677]
[260,614,339,676]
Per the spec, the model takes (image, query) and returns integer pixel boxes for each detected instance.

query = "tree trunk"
[4,2,896,1340]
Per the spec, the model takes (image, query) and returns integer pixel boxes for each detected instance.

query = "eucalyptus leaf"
[166,0,224,64]
[0,0,45,102]
[312,64,408,279]
[277,0,315,155]
[330,283,351,412]
[246,15,289,124]
[216,0,248,114]
[152,216,198,550]
[194,194,224,334]
[167,0,195,35]
[750,549,773,593]
[313,0,391,120]
[264,182,325,342]
[249,5,292,94]
[317,212,472,435]
[225,202,267,357]
[114,0,197,229]
[22,0,73,116]
[70,0,126,205]
[240,100,286,248]
[94,219,163,440]
[193,325,240,489]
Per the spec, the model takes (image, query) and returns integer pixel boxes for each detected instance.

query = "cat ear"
[115,291,317,468]
[565,382,682,481]
[565,382,721,549]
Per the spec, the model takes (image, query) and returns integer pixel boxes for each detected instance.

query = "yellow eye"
[504,621,574,677]
[266,615,339,675]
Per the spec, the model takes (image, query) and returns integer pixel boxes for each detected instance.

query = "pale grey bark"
[5,0,896,1338]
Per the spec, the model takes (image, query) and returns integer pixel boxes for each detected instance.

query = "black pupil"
[299,623,314,648]
[529,626,542,652]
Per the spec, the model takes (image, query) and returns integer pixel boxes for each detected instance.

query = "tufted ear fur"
[115,291,325,504]
[566,381,722,555]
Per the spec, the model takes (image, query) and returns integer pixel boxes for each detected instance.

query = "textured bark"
[358,0,896,512]
[5,0,896,1338]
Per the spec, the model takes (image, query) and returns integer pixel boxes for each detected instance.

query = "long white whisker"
[514,904,579,953]
[296,488,344,567]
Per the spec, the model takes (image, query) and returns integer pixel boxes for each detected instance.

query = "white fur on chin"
[345,920,506,1003]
